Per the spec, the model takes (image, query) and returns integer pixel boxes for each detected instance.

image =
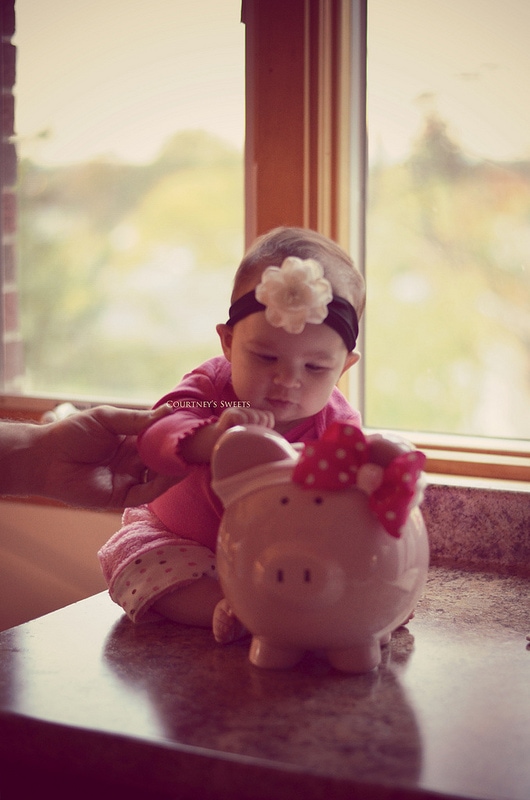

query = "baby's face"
[218,312,357,433]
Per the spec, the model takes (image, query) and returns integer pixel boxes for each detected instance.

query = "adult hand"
[0,405,178,509]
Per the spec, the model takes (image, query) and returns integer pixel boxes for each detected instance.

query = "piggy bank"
[211,422,429,673]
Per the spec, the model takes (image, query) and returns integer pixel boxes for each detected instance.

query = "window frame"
[1,0,529,483]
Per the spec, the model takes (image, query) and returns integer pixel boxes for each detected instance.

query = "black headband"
[226,291,359,351]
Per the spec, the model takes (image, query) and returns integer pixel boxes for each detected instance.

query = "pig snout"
[253,543,345,610]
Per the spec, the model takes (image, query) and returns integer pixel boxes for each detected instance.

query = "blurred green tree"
[18,130,243,401]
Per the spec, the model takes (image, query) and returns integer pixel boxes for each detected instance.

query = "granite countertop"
[0,564,528,800]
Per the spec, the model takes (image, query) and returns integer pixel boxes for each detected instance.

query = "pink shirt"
[139,356,361,552]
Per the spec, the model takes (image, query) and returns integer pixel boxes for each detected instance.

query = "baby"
[98,226,365,638]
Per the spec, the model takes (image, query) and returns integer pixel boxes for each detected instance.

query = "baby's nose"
[273,365,301,388]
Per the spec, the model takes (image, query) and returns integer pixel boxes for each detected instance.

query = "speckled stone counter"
[0,565,528,800]
[423,478,530,575]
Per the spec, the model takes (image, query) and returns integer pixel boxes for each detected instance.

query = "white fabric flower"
[255,257,333,334]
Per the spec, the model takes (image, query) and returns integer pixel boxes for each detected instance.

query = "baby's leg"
[100,505,218,624]
[153,576,223,628]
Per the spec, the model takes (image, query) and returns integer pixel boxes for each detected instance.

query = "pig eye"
[314,496,324,505]
[280,496,290,504]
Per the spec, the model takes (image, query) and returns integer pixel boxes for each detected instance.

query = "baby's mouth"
[267,396,295,409]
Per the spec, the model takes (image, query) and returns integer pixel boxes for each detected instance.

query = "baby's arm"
[179,407,275,464]
[150,407,274,628]
[138,406,274,475]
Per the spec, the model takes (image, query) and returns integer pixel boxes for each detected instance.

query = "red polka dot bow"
[292,422,426,537]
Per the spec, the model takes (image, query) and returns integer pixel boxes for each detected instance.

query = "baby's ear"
[216,323,233,361]
[341,350,360,374]
[211,424,299,481]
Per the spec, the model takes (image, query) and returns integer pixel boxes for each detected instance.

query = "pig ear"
[211,424,299,481]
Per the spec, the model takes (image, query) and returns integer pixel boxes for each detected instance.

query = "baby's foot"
[212,599,248,644]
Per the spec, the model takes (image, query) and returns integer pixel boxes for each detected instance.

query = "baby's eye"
[253,352,277,363]
[306,363,328,372]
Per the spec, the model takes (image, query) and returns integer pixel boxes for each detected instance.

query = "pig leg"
[249,636,305,669]
[397,608,415,627]
[326,638,381,673]
[378,608,415,648]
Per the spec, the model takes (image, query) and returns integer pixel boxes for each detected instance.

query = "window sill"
[0,393,147,422]
[368,428,530,483]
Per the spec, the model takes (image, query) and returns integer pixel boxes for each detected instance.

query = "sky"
[13,0,530,167]
[14,0,245,165]
[367,0,530,163]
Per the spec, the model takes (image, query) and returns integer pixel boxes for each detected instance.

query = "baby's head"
[231,226,365,320]
[217,227,364,432]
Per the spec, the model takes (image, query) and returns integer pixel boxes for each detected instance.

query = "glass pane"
[365,0,530,439]
[14,0,244,403]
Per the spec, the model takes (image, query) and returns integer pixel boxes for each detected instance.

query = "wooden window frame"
[1,0,529,483]
[243,0,530,483]
[243,0,354,247]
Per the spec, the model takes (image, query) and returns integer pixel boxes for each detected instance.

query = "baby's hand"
[216,406,275,435]
[179,407,275,465]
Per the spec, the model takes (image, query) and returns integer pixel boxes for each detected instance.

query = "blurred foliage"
[17,119,530,436]
[365,113,530,437]
[18,130,243,403]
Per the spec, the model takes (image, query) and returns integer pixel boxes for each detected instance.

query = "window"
[243,0,529,480]
[8,0,244,404]
[2,0,529,480]
[365,0,530,443]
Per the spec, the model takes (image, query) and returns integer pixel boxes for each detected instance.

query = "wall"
[0,499,120,631]
[1,0,23,391]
